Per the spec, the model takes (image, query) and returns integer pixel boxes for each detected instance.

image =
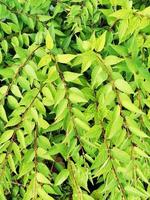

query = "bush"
[0,0,150,199]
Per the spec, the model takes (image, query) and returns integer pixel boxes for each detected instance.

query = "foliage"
[0,0,150,199]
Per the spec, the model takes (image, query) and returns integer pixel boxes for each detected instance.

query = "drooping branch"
[0,83,45,183]
[54,58,82,144]
[0,45,41,104]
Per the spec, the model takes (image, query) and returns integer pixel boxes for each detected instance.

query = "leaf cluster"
[0,0,150,200]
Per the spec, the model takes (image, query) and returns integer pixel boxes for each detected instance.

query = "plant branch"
[0,45,41,105]
[54,59,81,144]
[33,123,38,200]
[0,83,45,183]
[94,96,127,200]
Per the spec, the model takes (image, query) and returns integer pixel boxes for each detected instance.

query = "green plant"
[0,0,150,199]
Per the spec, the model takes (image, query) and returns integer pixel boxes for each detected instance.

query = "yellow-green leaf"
[64,72,81,82]
[38,185,54,200]
[114,79,134,94]
[55,169,69,186]
[37,173,50,184]
[0,22,12,34]
[0,49,2,64]
[38,54,51,68]
[46,31,54,50]
[8,154,17,174]
[0,105,8,122]
[95,31,106,52]
[119,93,143,114]
[56,54,77,64]
[74,118,90,131]
[0,130,14,144]
[11,84,22,98]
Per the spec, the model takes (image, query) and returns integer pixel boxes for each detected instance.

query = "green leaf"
[125,185,150,198]
[136,168,149,183]
[108,105,121,139]
[43,121,63,133]
[54,86,65,106]
[64,72,81,82]
[91,65,108,88]
[43,185,57,195]
[11,84,22,98]
[126,118,149,138]
[16,129,26,149]
[69,87,87,103]
[1,40,8,54]
[0,130,14,144]
[42,86,54,101]
[18,76,30,90]
[86,125,101,139]
[0,185,7,200]
[37,147,53,161]
[38,117,49,129]
[23,180,34,200]
[7,95,19,109]
[111,147,130,163]
[0,22,12,34]
[119,93,143,114]
[48,66,59,82]
[95,31,106,52]
[56,99,68,120]
[0,105,8,122]
[76,166,89,191]
[12,142,21,161]
[6,116,21,127]
[38,135,51,150]
[18,161,34,179]
[81,54,92,73]
[24,64,37,79]
[55,169,69,186]
[56,54,77,64]
[38,54,51,68]
[0,68,14,78]
[46,31,54,50]
[8,154,17,174]
[37,163,50,177]
[104,56,124,66]
[34,99,46,115]
[0,49,2,64]
[38,185,54,200]
[110,9,131,19]
[37,173,50,184]
[83,194,94,200]
[114,79,134,94]
[93,159,111,177]
[134,147,149,158]
[74,118,90,131]
[138,6,150,17]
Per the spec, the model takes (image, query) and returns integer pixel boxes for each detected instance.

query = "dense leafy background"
[0,0,150,199]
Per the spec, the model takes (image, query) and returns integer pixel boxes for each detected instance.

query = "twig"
[0,45,41,104]
[0,83,45,183]
[33,123,38,200]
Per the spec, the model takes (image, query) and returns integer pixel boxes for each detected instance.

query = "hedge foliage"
[0,0,150,199]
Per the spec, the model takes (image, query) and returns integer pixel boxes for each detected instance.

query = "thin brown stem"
[34,124,38,174]
[33,123,38,200]
[68,159,83,200]
[0,45,41,104]
[0,83,45,183]
[54,59,81,142]
[104,136,126,200]
[94,89,126,200]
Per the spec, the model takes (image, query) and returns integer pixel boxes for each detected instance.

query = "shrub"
[0,0,150,199]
